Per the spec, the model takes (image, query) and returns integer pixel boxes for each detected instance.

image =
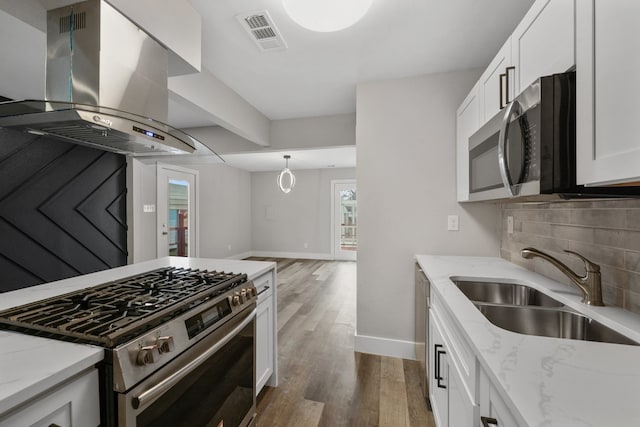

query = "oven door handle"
[498,99,522,197]
[131,308,257,410]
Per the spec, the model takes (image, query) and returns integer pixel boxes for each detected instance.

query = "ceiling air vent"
[236,10,288,52]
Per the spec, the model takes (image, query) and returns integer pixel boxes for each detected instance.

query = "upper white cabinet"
[456,82,481,201]
[576,0,640,186]
[479,38,513,123]
[511,0,575,94]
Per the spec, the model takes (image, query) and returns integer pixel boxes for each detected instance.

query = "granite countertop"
[416,255,640,427]
[0,257,276,417]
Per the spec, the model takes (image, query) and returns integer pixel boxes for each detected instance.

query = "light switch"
[447,215,459,231]
[507,216,514,234]
[143,204,156,213]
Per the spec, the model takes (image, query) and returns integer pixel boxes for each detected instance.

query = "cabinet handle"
[499,73,506,109]
[481,416,498,427]
[257,286,270,296]
[505,66,515,104]
[434,344,446,389]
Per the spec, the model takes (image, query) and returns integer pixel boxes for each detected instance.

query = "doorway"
[332,180,357,261]
[157,164,198,258]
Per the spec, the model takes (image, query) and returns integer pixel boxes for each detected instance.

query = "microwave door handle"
[498,100,522,196]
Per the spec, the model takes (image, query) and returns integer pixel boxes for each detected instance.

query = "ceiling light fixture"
[282,0,374,32]
[277,155,296,194]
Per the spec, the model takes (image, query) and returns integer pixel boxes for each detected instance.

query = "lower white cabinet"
[429,308,478,427]
[478,368,519,427]
[254,269,277,394]
[256,290,274,392]
[0,369,99,427]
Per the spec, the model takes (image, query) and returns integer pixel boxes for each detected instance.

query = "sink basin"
[474,303,639,346]
[454,280,564,308]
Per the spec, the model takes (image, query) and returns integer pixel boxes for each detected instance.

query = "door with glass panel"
[157,165,197,258]
[332,180,357,261]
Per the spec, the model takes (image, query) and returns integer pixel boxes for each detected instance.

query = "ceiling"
[190,0,535,120]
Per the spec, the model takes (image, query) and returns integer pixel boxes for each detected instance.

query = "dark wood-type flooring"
[246,258,435,427]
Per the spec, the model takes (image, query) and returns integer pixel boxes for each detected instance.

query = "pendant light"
[282,0,374,32]
[277,155,296,194]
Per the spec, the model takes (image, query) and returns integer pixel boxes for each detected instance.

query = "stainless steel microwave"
[468,71,639,201]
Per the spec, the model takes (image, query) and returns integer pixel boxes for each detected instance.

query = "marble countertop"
[0,257,276,417]
[416,255,640,427]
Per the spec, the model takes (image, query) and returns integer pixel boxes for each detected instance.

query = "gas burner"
[0,267,248,347]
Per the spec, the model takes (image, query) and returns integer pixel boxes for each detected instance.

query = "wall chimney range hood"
[0,0,215,158]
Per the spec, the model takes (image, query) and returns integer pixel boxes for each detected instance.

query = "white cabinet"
[254,270,278,394]
[456,82,481,201]
[478,369,520,427]
[479,38,513,123]
[511,0,575,94]
[576,0,640,186]
[430,291,478,427]
[0,369,99,427]
[429,312,448,427]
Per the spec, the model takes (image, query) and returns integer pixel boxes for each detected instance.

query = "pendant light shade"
[282,0,374,32]
[277,155,296,194]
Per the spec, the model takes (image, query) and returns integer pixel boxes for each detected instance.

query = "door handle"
[505,66,515,104]
[481,416,498,426]
[162,232,168,235]
[498,99,523,196]
[434,344,446,389]
[499,73,506,109]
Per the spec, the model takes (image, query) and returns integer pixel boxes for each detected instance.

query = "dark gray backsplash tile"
[501,199,640,315]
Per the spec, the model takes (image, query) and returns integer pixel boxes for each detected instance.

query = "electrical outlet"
[227,244,232,251]
[303,242,308,249]
[447,215,459,231]
[507,216,514,234]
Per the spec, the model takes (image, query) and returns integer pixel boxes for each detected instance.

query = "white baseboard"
[225,251,254,260]
[354,333,417,360]
[249,251,333,260]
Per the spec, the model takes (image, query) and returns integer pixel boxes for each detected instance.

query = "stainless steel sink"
[474,303,639,346]
[453,280,564,307]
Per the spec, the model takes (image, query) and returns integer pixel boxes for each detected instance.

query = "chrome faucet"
[521,247,604,306]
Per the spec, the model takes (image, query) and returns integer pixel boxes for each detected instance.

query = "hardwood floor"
[247,258,435,427]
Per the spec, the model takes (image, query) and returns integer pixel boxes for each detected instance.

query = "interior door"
[157,165,198,258]
[332,180,357,261]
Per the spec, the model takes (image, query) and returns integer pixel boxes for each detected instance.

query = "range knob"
[156,336,175,354]
[249,287,257,297]
[240,289,247,302]
[136,345,159,366]
[232,293,241,306]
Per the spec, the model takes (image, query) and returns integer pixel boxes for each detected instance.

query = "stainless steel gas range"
[0,267,257,427]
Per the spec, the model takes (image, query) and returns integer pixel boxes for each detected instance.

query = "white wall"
[269,113,356,149]
[128,159,252,262]
[251,168,356,258]
[355,70,500,359]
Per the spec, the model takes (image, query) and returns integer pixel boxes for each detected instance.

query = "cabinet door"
[256,296,274,394]
[0,370,99,427]
[487,385,520,427]
[480,38,513,123]
[576,0,640,185]
[429,312,448,427]
[456,82,481,202]
[511,0,575,95]
[448,358,478,427]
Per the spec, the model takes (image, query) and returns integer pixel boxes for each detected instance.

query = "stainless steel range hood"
[0,0,215,157]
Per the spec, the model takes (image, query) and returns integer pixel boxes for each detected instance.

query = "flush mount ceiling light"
[282,0,374,32]
[277,155,296,194]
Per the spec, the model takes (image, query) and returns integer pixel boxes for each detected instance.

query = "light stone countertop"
[416,255,640,427]
[0,257,276,417]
